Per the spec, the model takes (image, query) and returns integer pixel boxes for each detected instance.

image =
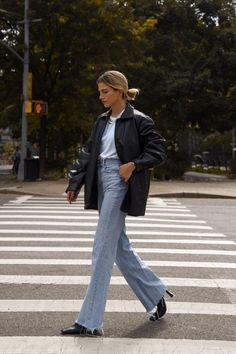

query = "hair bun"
[126,88,140,101]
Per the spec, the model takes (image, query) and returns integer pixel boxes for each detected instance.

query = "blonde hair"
[97,70,139,101]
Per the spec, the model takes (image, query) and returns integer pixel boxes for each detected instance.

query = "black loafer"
[61,323,104,336]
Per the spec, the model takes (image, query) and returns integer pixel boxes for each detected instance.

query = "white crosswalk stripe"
[1,299,236,315]
[2,204,193,212]
[0,207,196,217]
[0,221,212,230]
[0,229,225,236]
[0,246,235,255]
[0,214,207,223]
[0,221,212,229]
[0,275,235,288]
[0,195,235,353]
[0,236,233,244]
[0,337,235,354]
[0,258,235,268]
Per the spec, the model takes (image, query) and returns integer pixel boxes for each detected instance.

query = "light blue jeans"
[75,159,166,329]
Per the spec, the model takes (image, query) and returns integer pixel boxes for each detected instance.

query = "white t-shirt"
[99,110,124,159]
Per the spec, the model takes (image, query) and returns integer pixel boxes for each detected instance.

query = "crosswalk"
[0,195,235,353]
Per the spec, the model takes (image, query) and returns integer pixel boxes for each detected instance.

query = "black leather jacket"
[67,103,166,216]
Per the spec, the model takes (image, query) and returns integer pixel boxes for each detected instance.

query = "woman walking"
[62,70,173,337]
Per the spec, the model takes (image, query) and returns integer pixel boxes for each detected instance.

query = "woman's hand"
[119,162,136,182]
[67,191,78,204]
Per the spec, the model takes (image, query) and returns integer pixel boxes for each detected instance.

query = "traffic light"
[32,101,48,115]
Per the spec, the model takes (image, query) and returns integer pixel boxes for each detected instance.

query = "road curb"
[0,188,65,197]
[184,171,229,182]
[149,192,236,199]
[0,187,235,199]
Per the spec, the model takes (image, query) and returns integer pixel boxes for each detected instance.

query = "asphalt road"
[183,199,236,240]
[0,196,235,237]
[0,194,235,353]
[0,195,19,205]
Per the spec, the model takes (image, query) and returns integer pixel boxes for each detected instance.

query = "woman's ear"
[118,90,124,99]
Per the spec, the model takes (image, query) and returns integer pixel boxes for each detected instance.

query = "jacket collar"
[99,103,134,120]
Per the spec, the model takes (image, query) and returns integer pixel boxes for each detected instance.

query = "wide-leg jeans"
[75,159,166,330]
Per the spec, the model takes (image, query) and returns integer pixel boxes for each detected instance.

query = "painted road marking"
[0,337,235,354]
[0,246,234,255]
[0,209,197,217]
[0,259,235,268]
[0,300,235,315]
[0,229,225,237]
[0,215,206,223]
[0,221,212,229]
[0,275,235,288]
[0,237,233,244]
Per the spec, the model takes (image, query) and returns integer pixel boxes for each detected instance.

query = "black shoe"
[61,323,104,337]
[149,289,175,322]
[149,297,167,321]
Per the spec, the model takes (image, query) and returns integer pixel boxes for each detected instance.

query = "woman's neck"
[111,101,126,117]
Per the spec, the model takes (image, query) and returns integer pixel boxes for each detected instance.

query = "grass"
[190,165,230,176]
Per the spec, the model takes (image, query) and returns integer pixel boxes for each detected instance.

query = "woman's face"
[98,82,123,108]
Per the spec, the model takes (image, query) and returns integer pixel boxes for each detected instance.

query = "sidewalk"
[149,179,236,198]
[0,172,235,199]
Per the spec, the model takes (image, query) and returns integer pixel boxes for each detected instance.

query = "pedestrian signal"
[32,101,48,115]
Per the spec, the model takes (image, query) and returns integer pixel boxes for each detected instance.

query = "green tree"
[0,0,144,162]
[127,0,236,176]
[1,0,236,175]
[130,0,236,136]
[0,0,22,136]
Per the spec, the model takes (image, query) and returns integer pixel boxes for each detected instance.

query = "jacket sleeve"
[65,148,90,193]
[65,121,97,192]
[132,115,166,172]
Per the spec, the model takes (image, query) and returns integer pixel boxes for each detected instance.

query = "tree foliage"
[132,0,236,138]
[0,0,235,162]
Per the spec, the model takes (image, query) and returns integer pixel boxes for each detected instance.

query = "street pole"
[233,128,235,159]
[18,0,29,181]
